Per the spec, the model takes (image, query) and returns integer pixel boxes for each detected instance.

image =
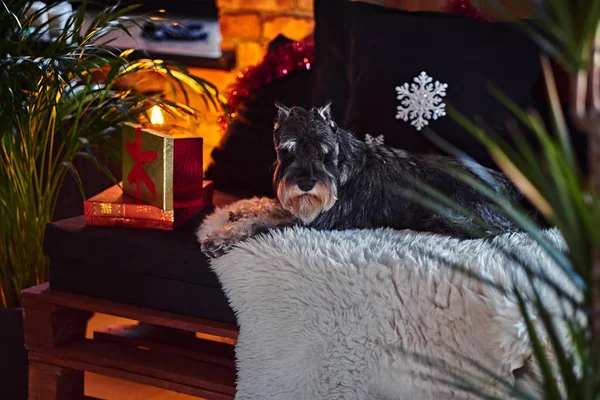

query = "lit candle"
[144,105,196,138]
[150,105,164,125]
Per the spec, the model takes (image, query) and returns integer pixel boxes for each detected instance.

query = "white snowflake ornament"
[395,71,448,131]
[365,133,385,146]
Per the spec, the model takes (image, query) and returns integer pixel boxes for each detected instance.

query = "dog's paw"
[228,210,247,223]
[201,234,233,259]
[201,226,251,259]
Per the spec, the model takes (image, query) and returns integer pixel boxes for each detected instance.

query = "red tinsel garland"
[443,0,490,21]
[218,37,314,131]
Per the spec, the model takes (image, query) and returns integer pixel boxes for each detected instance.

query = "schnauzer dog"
[201,102,521,258]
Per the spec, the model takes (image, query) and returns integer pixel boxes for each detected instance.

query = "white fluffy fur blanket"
[197,198,577,400]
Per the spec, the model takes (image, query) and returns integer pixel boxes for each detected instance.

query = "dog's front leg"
[202,200,295,258]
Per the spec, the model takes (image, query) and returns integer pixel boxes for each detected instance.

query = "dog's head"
[272,102,340,224]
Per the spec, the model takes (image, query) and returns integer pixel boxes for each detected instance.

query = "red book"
[84,181,213,230]
[84,216,174,231]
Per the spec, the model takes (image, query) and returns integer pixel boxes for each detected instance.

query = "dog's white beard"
[278,180,336,224]
[292,195,323,224]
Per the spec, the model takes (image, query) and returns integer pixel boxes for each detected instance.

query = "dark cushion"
[344,2,543,168]
[45,213,236,324]
[205,36,313,198]
[310,0,349,124]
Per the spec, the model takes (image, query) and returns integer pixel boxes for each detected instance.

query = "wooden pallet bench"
[22,283,239,400]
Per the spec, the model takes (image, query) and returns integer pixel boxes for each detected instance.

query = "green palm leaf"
[405,1,600,391]
[0,0,226,308]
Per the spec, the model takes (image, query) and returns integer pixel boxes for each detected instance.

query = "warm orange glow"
[150,106,164,125]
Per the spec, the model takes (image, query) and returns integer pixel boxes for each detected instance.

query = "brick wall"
[184,1,315,168]
[217,0,315,69]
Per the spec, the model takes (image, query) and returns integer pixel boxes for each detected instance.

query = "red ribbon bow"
[126,126,158,199]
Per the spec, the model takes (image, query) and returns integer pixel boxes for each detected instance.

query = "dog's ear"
[274,101,291,119]
[274,102,291,135]
[317,102,336,130]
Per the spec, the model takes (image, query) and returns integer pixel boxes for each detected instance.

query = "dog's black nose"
[297,178,316,192]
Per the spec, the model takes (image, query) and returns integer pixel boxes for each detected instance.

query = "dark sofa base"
[50,262,236,324]
[45,214,237,325]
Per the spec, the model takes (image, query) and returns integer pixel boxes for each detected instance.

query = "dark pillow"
[310,0,349,124]
[344,2,543,168]
[205,36,313,198]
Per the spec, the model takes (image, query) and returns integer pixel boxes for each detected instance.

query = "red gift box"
[122,122,205,211]
[84,181,214,231]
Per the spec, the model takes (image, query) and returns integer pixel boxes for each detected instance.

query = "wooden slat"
[29,361,85,400]
[28,339,236,397]
[31,354,233,400]
[23,306,91,350]
[93,325,235,368]
[22,283,238,340]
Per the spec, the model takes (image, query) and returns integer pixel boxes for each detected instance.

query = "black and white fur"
[201,103,521,258]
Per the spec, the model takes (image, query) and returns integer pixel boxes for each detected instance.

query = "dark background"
[82,0,218,19]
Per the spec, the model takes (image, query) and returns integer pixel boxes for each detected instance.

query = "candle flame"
[150,106,164,125]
